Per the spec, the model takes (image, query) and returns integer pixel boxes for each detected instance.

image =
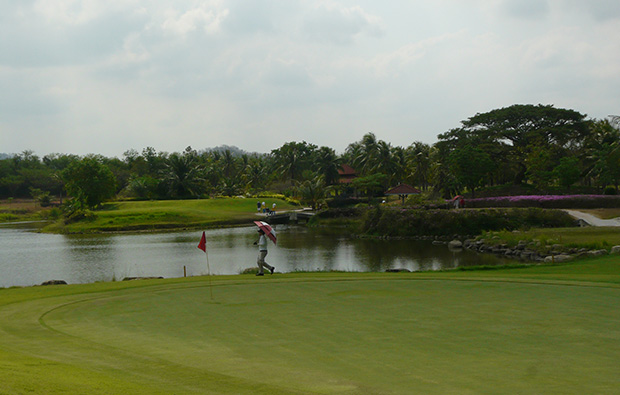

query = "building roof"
[385,184,421,195]
[338,164,357,176]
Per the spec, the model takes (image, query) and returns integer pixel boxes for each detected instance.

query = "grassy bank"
[480,226,620,253]
[1,259,619,394]
[42,198,297,233]
[0,199,59,222]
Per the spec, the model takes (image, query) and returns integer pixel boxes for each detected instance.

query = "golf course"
[1,256,619,394]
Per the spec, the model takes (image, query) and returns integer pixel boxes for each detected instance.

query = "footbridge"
[261,210,315,224]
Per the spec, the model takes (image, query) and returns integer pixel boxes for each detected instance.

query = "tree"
[345,132,381,175]
[438,104,590,185]
[525,143,555,189]
[62,156,117,209]
[163,147,205,198]
[448,145,493,198]
[407,142,431,191]
[243,156,268,192]
[271,141,317,183]
[584,120,620,190]
[314,146,341,185]
[554,157,581,189]
[294,176,332,210]
[350,173,388,197]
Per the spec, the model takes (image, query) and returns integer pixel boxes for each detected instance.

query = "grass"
[1,258,619,394]
[0,199,48,222]
[580,208,620,219]
[481,226,620,252]
[43,198,297,233]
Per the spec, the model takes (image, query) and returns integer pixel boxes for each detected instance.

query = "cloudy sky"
[1,0,619,157]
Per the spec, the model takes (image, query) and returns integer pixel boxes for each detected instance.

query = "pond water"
[0,223,517,288]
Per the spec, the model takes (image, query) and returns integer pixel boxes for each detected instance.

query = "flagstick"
[205,246,213,300]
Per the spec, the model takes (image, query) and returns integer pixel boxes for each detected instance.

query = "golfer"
[254,229,275,276]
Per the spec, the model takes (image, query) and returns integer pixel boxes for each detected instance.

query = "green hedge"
[358,207,576,237]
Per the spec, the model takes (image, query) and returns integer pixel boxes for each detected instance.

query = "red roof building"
[338,164,358,184]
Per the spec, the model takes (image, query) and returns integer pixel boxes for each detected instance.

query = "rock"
[588,249,608,257]
[544,255,573,263]
[448,240,463,249]
[577,219,590,227]
[432,240,445,245]
[611,246,620,254]
[122,276,164,281]
[41,280,67,286]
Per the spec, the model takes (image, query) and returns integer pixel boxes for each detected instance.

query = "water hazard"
[0,223,516,287]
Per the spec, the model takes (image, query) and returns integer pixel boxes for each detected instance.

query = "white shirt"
[258,234,267,251]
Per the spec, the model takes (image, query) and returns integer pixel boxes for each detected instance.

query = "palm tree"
[314,146,341,185]
[163,150,205,198]
[407,142,431,191]
[294,176,332,210]
[353,133,380,174]
[271,141,317,183]
[243,157,267,192]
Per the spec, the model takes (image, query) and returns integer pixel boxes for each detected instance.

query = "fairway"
[1,269,619,394]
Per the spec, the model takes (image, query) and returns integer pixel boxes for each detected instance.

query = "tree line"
[1,104,619,209]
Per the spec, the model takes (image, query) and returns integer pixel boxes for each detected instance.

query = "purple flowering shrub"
[465,195,620,209]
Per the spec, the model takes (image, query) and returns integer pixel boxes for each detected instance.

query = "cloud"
[499,0,550,19]
[1,1,620,156]
[301,1,384,45]
[160,2,229,36]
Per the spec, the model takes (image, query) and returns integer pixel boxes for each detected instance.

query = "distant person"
[459,197,465,208]
[253,229,275,276]
[257,201,261,213]
[261,201,266,213]
[272,202,276,214]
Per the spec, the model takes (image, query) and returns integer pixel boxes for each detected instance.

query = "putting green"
[1,274,619,394]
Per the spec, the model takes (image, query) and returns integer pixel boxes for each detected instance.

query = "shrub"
[358,207,575,237]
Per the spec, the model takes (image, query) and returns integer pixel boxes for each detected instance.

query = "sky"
[1,0,620,158]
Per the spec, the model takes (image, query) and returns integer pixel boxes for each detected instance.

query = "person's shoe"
[270,267,275,275]
[256,272,264,276]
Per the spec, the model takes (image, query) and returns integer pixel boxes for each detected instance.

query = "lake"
[0,223,516,288]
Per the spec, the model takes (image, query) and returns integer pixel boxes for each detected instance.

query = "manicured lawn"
[44,198,297,232]
[1,258,619,394]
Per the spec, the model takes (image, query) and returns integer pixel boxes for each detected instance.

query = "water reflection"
[0,224,518,288]
[60,234,117,283]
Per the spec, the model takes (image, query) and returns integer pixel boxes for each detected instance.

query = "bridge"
[260,210,315,224]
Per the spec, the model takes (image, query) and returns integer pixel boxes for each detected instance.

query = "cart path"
[564,210,620,227]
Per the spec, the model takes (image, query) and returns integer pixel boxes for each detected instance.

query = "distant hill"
[200,145,265,157]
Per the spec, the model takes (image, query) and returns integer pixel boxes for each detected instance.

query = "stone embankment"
[446,238,620,263]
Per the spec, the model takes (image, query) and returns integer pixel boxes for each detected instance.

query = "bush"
[63,209,97,224]
[604,187,617,195]
[359,206,575,237]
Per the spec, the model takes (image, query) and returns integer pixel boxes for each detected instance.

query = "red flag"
[197,231,206,252]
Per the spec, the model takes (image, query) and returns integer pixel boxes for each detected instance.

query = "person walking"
[254,229,275,276]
